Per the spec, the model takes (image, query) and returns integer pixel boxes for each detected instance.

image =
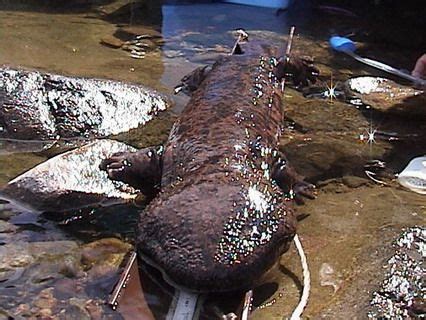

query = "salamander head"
[136,181,296,292]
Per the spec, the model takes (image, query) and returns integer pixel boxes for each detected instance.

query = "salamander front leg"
[272,155,315,204]
[174,65,212,95]
[100,147,163,198]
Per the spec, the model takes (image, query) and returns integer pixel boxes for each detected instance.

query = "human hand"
[412,54,426,79]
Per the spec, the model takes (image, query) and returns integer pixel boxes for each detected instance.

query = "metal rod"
[281,26,296,93]
[281,26,296,126]
[241,290,253,320]
[285,26,296,60]
[108,251,137,309]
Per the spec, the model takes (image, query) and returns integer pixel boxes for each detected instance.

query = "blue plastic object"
[329,35,426,86]
[223,0,291,8]
[329,36,356,53]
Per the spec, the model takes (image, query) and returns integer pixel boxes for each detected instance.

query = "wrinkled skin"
[101,40,317,292]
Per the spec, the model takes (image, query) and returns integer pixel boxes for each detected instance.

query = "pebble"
[33,288,56,310]
[59,255,84,278]
[0,220,17,233]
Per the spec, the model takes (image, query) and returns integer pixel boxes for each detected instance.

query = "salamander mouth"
[137,240,286,293]
[137,252,205,293]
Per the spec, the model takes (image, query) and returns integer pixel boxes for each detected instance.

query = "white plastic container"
[397,156,426,194]
[223,0,292,9]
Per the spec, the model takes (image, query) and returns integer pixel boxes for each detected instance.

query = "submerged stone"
[1,139,139,212]
[0,67,170,140]
[0,220,16,233]
[81,238,131,270]
[347,76,425,116]
[0,237,126,319]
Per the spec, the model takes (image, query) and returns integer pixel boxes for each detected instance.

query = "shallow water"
[0,1,425,319]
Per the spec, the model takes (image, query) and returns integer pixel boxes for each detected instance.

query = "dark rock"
[0,67,170,140]
[1,140,139,212]
[115,25,162,41]
[101,0,163,26]
[342,175,370,188]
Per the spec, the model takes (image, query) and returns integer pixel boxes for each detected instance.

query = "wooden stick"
[281,26,296,93]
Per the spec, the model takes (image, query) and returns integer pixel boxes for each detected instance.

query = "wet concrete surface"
[0,0,425,319]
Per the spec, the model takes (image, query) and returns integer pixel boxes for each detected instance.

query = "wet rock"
[62,305,90,320]
[347,76,426,117]
[115,25,162,43]
[101,0,162,25]
[68,298,92,320]
[58,255,84,278]
[0,236,125,319]
[0,240,80,295]
[0,206,13,220]
[85,299,103,320]
[0,67,170,140]
[0,247,33,269]
[33,288,56,310]
[13,304,31,318]
[316,178,350,194]
[99,25,165,61]
[101,29,164,56]
[100,35,124,49]
[81,238,131,270]
[1,139,139,212]
[0,314,9,320]
[54,278,81,299]
[0,220,17,233]
[282,136,385,183]
[369,227,425,319]
[122,38,159,52]
[342,175,370,188]
[38,308,53,318]
[0,241,78,272]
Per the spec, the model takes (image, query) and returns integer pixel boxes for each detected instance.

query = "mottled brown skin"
[101,40,316,292]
